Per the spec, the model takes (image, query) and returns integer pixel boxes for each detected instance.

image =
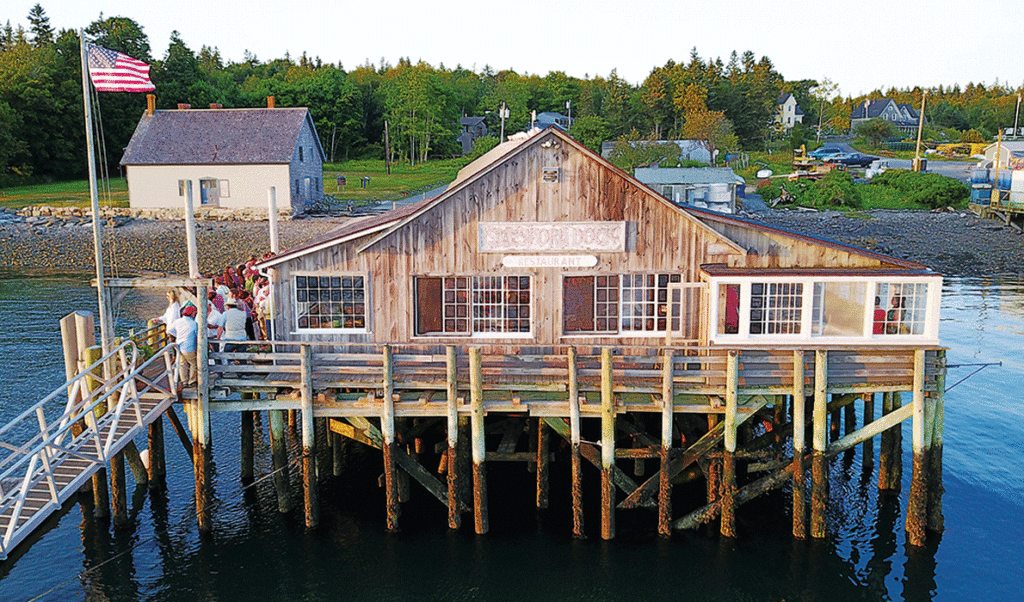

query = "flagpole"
[79,30,115,357]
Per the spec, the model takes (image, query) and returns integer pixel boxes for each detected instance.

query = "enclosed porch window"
[563,273,682,336]
[707,274,941,345]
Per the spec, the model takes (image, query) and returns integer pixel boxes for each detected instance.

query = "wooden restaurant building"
[242,126,944,542]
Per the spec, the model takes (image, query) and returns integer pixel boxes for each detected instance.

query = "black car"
[832,152,877,167]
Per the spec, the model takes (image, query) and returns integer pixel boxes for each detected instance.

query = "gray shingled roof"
[634,167,743,186]
[120,107,317,166]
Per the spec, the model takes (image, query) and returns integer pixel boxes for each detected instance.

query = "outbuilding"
[120,96,325,214]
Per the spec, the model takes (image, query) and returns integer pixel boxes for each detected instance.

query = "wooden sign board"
[479,222,627,253]
[501,255,599,268]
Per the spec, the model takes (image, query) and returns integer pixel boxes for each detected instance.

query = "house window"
[295,179,300,195]
[299,147,304,162]
[875,282,928,335]
[717,283,740,335]
[294,274,366,330]
[749,282,803,335]
[563,274,680,335]
[218,180,230,198]
[416,276,531,336]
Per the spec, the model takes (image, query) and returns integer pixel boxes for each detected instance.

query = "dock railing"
[0,339,177,559]
[205,342,942,407]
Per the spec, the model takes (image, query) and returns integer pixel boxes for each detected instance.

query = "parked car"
[808,146,843,160]
[831,152,877,167]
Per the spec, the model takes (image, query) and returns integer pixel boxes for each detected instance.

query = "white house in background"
[775,93,804,130]
[634,167,744,214]
[120,98,325,214]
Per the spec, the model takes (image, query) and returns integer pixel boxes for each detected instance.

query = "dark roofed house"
[120,98,325,214]
[458,116,489,155]
[850,98,923,134]
[775,93,804,130]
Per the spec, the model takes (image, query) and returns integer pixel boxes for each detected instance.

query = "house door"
[199,179,219,206]
[665,282,705,345]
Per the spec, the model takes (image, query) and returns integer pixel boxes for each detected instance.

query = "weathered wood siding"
[704,221,892,270]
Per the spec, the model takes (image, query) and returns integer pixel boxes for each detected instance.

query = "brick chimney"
[177,103,192,110]
[267,96,275,109]
[146,94,156,116]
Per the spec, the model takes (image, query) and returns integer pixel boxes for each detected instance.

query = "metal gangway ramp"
[0,340,178,560]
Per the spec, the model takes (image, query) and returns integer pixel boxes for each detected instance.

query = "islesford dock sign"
[479,222,627,253]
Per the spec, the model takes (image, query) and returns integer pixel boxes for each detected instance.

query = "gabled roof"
[120,107,324,166]
[460,116,486,126]
[259,127,745,269]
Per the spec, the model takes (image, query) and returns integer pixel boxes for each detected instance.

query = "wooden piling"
[830,402,841,442]
[269,409,292,513]
[567,347,584,538]
[82,345,108,518]
[600,347,616,540]
[811,350,828,539]
[194,285,212,533]
[658,349,674,538]
[147,415,166,489]
[720,350,738,538]
[332,431,344,477]
[381,345,400,532]
[791,350,807,539]
[240,409,255,483]
[300,345,319,528]
[906,349,928,546]
[927,350,946,533]
[878,391,903,490]
[446,346,460,530]
[844,401,856,437]
[469,347,488,535]
[536,418,549,509]
[862,393,874,470]
[110,450,128,528]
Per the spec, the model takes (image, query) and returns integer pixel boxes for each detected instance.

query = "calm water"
[0,272,1021,602]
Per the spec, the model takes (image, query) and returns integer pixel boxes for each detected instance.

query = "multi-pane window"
[295,275,366,330]
[564,274,680,334]
[416,276,531,336]
[875,282,928,335]
[749,282,803,334]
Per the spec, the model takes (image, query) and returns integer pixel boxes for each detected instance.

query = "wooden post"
[381,345,400,532]
[300,345,319,528]
[811,350,828,539]
[568,346,584,538]
[194,284,212,532]
[600,347,616,540]
[147,415,166,489]
[658,349,674,537]
[791,350,807,539]
[83,345,108,518]
[469,347,488,534]
[536,417,549,509]
[720,350,738,538]
[269,409,292,513]
[110,449,128,528]
[879,391,903,490]
[862,393,875,470]
[332,431,344,477]
[844,400,856,437]
[906,349,928,546]
[240,409,255,483]
[830,401,841,442]
[446,346,460,529]
[928,350,946,533]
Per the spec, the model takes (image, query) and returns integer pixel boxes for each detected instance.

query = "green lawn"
[0,178,129,210]
[324,158,469,203]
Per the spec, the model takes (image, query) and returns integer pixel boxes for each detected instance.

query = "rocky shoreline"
[1,207,1021,279]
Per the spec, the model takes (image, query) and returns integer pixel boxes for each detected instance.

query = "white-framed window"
[706,274,941,345]
[415,275,532,337]
[563,273,681,336]
[219,180,230,198]
[294,273,367,331]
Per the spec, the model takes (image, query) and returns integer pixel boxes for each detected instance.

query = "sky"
[9,0,1024,98]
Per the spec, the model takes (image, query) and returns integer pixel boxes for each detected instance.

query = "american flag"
[87,44,155,93]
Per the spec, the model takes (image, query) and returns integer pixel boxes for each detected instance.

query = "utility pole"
[913,92,927,172]
[1014,93,1021,139]
[384,120,391,175]
[499,101,508,142]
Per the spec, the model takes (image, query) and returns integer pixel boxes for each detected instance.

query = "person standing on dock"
[156,289,180,326]
[167,305,199,386]
[219,298,248,356]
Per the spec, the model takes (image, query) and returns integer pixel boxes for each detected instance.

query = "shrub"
[756,170,861,208]
[870,169,968,209]
[466,135,499,161]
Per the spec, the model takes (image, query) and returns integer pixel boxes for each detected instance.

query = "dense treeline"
[2,6,1022,185]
